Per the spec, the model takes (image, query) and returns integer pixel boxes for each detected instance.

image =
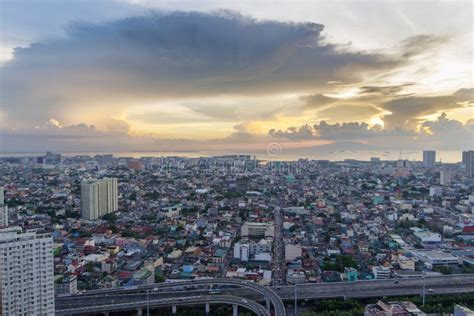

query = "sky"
[0,0,473,154]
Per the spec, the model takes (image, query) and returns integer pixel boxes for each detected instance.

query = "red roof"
[463,226,474,233]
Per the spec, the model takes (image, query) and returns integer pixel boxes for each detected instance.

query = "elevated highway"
[56,278,285,316]
[56,274,474,315]
[56,295,270,316]
[274,274,474,300]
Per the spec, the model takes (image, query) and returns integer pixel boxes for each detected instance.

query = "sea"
[0,150,465,163]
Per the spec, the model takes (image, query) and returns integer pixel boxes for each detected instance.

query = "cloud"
[0,118,197,151]
[316,104,383,122]
[381,88,474,128]
[3,120,102,139]
[45,118,62,128]
[296,87,473,130]
[359,83,414,95]
[301,93,338,109]
[314,121,384,140]
[105,119,131,135]
[0,9,467,153]
[267,113,474,150]
[269,121,384,141]
[417,112,474,149]
[269,124,316,140]
[1,10,397,126]
[398,34,448,58]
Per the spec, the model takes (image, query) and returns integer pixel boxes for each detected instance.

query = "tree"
[85,262,94,273]
[122,229,139,238]
[108,224,118,233]
[102,213,117,223]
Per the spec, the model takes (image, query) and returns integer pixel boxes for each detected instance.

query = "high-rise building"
[395,159,410,176]
[0,187,6,227]
[0,226,55,316]
[236,176,249,193]
[107,178,119,214]
[81,180,99,220]
[0,205,8,227]
[462,150,474,178]
[0,187,4,205]
[44,151,61,164]
[440,170,452,186]
[81,178,118,220]
[423,150,436,168]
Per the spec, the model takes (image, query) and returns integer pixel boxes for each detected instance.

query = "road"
[273,206,286,285]
[56,278,286,316]
[56,295,270,316]
[56,274,474,315]
[273,274,474,300]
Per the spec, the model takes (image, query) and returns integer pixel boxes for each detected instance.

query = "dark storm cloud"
[1,10,396,124]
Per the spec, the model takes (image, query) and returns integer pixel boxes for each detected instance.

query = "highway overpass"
[56,278,285,316]
[56,295,269,316]
[56,274,474,315]
[274,274,474,300]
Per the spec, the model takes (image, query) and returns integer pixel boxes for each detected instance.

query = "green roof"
[133,268,151,280]
[214,248,228,258]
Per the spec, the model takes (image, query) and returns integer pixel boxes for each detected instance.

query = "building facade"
[285,244,302,261]
[81,178,118,220]
[462,150,474,178]
[0,205,8,227]
[240,222,274,237]
[440,170,452,186]
[423,150,436,168]
[0,226,55,316]
[54,275,78,295]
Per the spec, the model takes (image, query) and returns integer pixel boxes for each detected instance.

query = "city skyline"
[1,3,474,314]
[0,0,473,153]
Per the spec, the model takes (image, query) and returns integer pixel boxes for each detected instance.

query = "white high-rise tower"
[0,205,8,227]
[0,187,7,227]
[0,226,55,316]
[81,180,100,220]
[81,178,118,220]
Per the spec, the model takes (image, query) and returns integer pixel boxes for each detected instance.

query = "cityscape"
[1,150,474,315]
[1,0,474,315]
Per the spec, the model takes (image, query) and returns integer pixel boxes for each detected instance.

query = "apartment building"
[81,178,118,220]
[0,226,55,316]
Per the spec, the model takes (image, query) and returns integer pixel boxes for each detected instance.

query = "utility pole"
[294,283,298,316]
[422,274,426,308]
[147,289,150,316]
[147,287,158,316]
